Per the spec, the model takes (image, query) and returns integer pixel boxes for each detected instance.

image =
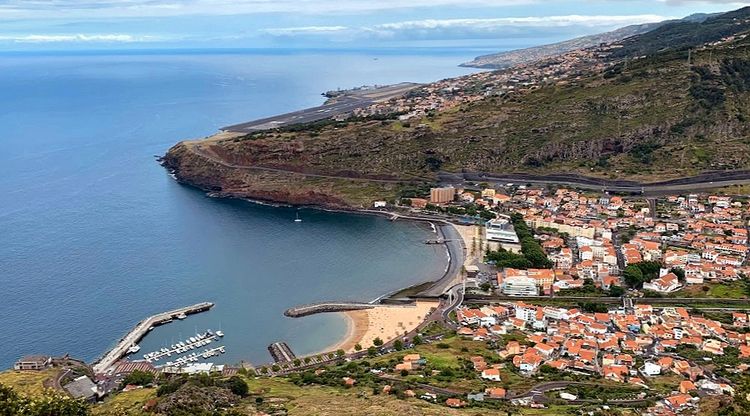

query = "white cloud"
[262,26,349,36]
[0,33,159,43]
[261,14,672,41]
[0,0,536,19]
[374,15,669,30]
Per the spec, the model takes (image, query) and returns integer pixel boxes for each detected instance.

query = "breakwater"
[284,302,375,318]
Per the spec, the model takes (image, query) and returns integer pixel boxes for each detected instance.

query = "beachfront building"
[14,355,51,371]
[501,275,539,296]
[430,187,456,204]
[486,216,520,243]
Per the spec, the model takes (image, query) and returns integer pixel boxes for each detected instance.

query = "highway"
[440,170,750,196]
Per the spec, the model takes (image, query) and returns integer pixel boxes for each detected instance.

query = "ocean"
[0,48,482,367]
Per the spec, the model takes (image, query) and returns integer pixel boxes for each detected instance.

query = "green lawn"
[674,280,748,299]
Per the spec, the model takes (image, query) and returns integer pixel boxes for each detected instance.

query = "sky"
[0,0,748,51]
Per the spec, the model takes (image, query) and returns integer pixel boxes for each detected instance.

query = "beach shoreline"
[166,180,465,358]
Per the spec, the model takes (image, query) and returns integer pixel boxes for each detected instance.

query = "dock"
[92,302,214,374]
[268,342,296,363]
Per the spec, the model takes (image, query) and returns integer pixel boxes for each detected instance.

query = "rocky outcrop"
[162,142,354,208]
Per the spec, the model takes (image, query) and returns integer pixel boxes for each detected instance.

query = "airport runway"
[221,82,421,133]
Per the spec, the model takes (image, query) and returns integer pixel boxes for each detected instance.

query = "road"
[440,171,750,196]
[417,223,467,297]
[464,294,750,308]
[185,142,750,197]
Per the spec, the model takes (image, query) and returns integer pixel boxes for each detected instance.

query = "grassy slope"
[0,369,57,396]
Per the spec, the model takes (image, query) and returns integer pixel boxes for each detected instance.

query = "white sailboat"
[294,211,302,223]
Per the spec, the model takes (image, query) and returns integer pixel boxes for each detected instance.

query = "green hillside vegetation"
[204,33,750,190]
[612,7,750,58]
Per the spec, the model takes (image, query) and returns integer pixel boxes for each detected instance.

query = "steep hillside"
[612,6,750,58]
[461,13,717,69]
[164,19,750,207]
[462,22,663,69]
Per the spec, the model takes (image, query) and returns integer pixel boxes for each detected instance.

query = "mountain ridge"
[460,12,718,69]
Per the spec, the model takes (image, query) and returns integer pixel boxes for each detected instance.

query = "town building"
[430,187,456,204]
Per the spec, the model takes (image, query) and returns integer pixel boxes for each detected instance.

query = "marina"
[141,329,224,363]
[159,346,227,368]
[92,302,214,374]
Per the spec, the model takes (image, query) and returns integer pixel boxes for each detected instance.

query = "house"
[63,375,99,403]
[665,394,695,411]
[702,339,724,355]
[445,398,466,408]
[643,272,680,293]
[395,362,413,371]
[467,392,484,402]
[643,362,661,376]
[679,380,696,394]
[14,355,52,371]
[485,387,506,399]
[481,368,502,382]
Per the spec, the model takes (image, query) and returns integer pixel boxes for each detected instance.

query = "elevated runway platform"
[221,83,421,133]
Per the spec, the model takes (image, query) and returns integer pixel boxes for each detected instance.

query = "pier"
[268,342,296,363]
[92,302,214,374]
[283,302,374,317]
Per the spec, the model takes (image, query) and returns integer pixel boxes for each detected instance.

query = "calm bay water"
[0,48,481,367]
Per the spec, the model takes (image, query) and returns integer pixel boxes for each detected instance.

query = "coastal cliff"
[162,140,407,208]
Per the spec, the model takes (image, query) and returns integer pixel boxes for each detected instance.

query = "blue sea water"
[0,48,481,367]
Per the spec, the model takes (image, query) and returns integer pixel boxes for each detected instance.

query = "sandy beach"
[327,300,439,352]
[450,222,482,267]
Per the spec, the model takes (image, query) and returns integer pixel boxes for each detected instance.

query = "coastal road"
[440,171,750,196]
[416,223,466,297]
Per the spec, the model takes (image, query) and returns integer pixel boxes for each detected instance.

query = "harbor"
[92,302,214,374]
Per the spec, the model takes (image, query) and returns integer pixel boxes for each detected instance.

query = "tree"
[336,349,345,357]
[367,347,377,357]
[0,383,90,416]
[394,340,404,351]
[354,343,362,351]
[623,264,645,288]
[373,337,384,347]
[579,302,608,313]
[121,370,154,387]
[670,267,686,282]
[412,335,423,345]
[224,376,249,397]
[608,285,625,297]
[400,369,409,377]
